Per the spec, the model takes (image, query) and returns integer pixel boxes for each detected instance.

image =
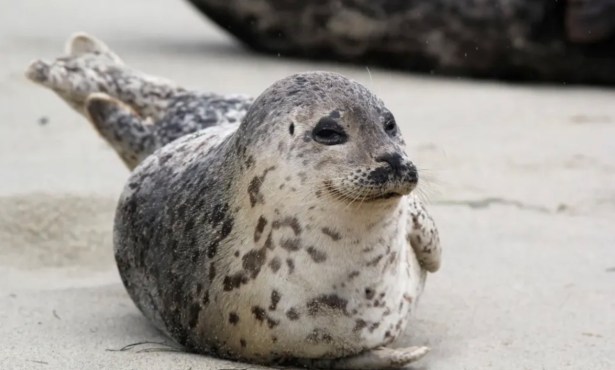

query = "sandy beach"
[1,0,614,369]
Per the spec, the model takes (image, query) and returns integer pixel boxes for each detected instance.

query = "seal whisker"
[344,187,367,210]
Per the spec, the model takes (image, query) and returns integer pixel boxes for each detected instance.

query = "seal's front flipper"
[86,93,158,169]
[407,195,441,273]
[305,346,429,369]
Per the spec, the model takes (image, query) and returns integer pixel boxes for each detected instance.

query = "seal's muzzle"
[367,152,418,197]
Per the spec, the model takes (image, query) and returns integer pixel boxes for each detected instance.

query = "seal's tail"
[25,33,184,169]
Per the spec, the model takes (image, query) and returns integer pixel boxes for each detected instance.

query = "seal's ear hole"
[289,123,295,136]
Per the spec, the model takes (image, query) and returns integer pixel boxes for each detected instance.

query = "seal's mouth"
[323,181,409,204]
[369,191,404,201]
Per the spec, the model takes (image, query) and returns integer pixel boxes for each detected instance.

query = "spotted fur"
[26,33,252,169]
[26,34,442,369]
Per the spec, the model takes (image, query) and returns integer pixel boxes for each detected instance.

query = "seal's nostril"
[376,153,404,174]
[376,153,418,183]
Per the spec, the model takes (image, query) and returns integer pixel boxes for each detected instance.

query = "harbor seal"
[26,34,442,369]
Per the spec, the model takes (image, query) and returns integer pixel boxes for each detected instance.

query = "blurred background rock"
[187,0,615,85]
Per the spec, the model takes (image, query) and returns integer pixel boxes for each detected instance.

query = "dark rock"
[186,0,615,85]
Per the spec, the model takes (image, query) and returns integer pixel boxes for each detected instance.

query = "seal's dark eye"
[312,117,347,145]
[384,113,397,136]
[385,120,396,134]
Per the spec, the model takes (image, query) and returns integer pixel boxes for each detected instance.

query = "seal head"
[237,72,419,209]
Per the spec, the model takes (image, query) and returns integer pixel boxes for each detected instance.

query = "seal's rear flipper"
[25,33,183,121]
[86,93,158,169]
[25,33,123,113]
[66,32,123,63]
[303,346,430,369]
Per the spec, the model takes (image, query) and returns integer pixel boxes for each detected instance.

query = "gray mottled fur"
[26,33,252,168]
[26,34,442,369]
